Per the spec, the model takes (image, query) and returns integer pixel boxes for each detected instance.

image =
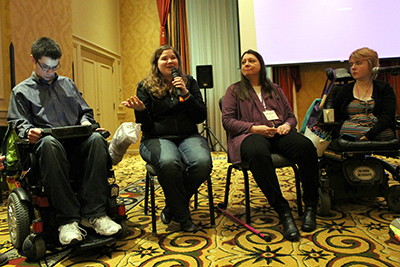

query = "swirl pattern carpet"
[0,152,399,266]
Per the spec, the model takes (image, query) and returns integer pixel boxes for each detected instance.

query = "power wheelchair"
[308,68,400,216]
[2,123,129,261]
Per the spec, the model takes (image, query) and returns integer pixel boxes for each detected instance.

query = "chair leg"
[206,176,216,227]
[224,165,233,207]
[294,167,303,217]
[243,169,251,224]
[194,190,198,209]
[144,172,150,215]
[149,173,157,236]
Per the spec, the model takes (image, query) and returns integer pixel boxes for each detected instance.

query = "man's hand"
[27,128,43,144]
[81,121,105,132]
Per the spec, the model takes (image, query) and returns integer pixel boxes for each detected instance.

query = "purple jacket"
[222,80,297,164]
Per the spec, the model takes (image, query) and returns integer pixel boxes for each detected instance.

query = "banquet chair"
[219,96,302,225]
[144,162,216,236]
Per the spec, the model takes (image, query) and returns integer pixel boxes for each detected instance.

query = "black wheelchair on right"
[3,123,129,261]
[307,68,400,216]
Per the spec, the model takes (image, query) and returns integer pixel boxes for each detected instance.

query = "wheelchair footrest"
[77,234,116,250]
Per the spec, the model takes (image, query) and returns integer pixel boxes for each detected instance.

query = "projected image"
[251,0,399,65]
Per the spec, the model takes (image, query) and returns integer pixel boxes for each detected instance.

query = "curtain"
[167,0,190,73]
[272,66,302,108]
[157,0,171,45]
[186,0,240,151]
[376,59,400,115]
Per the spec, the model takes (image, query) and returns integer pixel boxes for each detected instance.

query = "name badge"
[263,110,279,120]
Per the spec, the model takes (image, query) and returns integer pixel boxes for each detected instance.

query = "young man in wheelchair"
[7,37,122,246]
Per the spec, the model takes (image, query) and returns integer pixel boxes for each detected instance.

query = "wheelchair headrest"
[326,68,354,83]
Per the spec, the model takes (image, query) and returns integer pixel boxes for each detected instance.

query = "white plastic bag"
[109,122,141,165]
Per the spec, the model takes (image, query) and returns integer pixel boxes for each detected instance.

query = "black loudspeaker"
[196,65,213,88]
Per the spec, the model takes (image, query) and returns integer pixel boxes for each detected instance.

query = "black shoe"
[0,253,8,266]
[160,207,173,224]
[180,217,197,232]
[279,211,300,241]
[301,207,317,232]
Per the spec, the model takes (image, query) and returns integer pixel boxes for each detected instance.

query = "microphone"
[372,66,400,75]
[171,67,184,102]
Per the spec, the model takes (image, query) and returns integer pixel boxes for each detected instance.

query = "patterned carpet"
[1,152,400,266]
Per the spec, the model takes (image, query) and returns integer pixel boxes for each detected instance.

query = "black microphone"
[171,67,184,102]
[372,66,400,75]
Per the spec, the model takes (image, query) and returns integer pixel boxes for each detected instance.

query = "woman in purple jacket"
[222,50,319,241]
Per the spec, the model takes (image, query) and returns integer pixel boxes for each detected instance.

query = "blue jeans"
[34,132,109,225]
[140,134,212,222]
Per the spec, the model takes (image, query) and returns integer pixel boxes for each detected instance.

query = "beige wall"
[10,0,73,85]
[0,0,349,134]
[72,0,121,55]
[120,0,159,124]
[0,0,11,125]
[0,0,73,126]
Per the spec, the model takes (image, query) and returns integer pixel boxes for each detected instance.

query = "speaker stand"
[200,87,227,153]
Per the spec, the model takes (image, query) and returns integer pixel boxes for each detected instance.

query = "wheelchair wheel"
[7,192,31,249]
[386,185,400,213]
[317,188,331,216]
[23,234,46,261]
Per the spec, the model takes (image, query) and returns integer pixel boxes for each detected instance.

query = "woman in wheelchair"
[222,50,320,241]
[334,47,397,141]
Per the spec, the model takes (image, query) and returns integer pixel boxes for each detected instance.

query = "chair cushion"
[271,153,296,168]
[232,154,295,169]
[146,163,158,175]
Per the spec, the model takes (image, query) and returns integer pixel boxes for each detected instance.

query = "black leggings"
[240,131,319,214]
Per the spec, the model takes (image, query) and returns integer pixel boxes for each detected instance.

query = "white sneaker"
[58,222,86,245]
[82,215,122,236]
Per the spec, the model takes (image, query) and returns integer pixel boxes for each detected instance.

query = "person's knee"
[88,132,107,146]
[189,156,212,174]
[158,158,182,179]
[36,135,63,155]
[39,135,59,147]
[300,138,318,156]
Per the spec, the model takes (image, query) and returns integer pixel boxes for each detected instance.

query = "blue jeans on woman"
[140,133,212,222]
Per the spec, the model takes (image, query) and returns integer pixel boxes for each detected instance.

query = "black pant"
[241,131,319,214]
[34,132,109,225]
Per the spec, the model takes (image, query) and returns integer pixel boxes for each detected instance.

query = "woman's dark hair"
[237,49,273,101]
[31,37,62,61]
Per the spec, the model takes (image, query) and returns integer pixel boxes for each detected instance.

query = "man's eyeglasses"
[36,60,61,72]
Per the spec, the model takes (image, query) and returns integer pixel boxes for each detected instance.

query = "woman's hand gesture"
[122,96,146,111]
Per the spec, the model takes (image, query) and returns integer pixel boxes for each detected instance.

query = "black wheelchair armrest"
[329,138,400,154]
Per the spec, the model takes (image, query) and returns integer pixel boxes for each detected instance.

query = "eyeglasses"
[35,60,61,72]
